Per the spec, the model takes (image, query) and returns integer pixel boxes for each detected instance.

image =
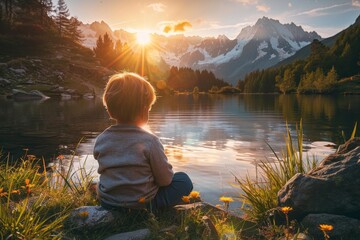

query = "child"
[94,72,193,210]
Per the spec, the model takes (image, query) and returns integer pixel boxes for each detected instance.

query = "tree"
[67,17,82,43]
[276,69,296,94]
[93,32,116,66]
[56,0,70,37]
[313,68,326,92]
[298,72,314,94]
[323,66,338,92]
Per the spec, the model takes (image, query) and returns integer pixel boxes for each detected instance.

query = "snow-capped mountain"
[80,17,321,85]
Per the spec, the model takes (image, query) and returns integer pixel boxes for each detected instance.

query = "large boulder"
[278,138,360,220]
[301,214,360,240]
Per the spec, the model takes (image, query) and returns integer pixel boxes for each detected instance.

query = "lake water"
[0,94,359,210]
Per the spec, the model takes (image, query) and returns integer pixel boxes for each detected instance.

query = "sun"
[136,32,151,45]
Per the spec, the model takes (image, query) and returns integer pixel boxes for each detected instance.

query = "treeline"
[167,66,229,92]
[238,18,360,93]
[0,0,81,43]
[93,32,170,85]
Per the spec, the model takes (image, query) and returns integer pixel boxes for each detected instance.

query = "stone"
[103,229,150,240]
[0,77,10,84]
[10,68,26,74]
[67,206,115,230]
[278,138,360,220]
[301,213,360,240]
[11,89,50,100]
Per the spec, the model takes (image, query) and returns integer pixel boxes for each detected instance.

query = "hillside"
[0,37,113,97]
[276,14,360,67]
[238,14,360,94]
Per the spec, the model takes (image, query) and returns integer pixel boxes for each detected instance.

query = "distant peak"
[255,16,281,27]
[217,34,229,41]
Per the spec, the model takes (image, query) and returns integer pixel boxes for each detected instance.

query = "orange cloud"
[163,25,172,33]
[161,21,192,34]
[174,21,192,32]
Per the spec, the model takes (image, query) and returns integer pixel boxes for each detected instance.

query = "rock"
[10,68,26,75]
[0,78,10,84]
[67,206,115,230]
[103,228,150,240]
[301,213,360,240]
[11,89,50,100]
[83,92,95,99]
[278,138,360,220]
[0,78,11,87]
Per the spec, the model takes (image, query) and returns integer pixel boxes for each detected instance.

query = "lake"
[0,94,359,210]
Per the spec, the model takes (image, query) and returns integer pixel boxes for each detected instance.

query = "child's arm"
[149,138,174,186]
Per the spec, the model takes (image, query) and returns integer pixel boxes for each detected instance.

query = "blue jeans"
[150,172,193,210]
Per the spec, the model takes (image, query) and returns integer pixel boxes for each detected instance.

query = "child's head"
[103,72,156,125]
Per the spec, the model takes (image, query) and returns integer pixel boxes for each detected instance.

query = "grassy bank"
[1,123,356,239]
[0,151,250,239]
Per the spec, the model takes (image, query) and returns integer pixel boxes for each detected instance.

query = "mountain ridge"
[80,17,322,85]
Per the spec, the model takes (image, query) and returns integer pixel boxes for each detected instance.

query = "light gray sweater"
[93,124,173,208]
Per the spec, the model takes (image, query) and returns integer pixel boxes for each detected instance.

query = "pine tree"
[93,33,115,65]
[276,69,296,94]
[67,17,82,43]
[56,0,70,37]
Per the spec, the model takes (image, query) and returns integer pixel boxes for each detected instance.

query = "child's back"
[94,124,173,209]
[94,73,193,210]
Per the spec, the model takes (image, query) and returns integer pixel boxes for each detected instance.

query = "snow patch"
[252,41,268,63]
[270,37,293,60]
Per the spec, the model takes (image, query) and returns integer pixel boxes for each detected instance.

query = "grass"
[1,122,356,239]
[0,149,249,239]
[237,121,357,239]
[237,120,316,224]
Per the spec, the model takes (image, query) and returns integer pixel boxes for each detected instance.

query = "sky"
[65,0,360,39]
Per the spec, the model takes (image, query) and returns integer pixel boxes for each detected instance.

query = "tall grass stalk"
[237,121,316,222]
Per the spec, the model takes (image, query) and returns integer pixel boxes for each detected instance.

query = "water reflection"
[1,94,359,208]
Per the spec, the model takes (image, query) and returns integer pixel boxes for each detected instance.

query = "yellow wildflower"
[138,197,146,203]
[281,206,293,214]
[24,179,35,188]
[11,190,20,194]
[182,196,190,203]
[219,196,234,203]
[319,224,333,231]
[78,211,89,219]
[0,188,8,197]
[189,191,200,199]
[23,179,35,195]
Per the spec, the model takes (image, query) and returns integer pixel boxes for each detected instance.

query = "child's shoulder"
[96,124,159,142]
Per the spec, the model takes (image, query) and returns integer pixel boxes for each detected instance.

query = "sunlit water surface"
[1,94,359,211]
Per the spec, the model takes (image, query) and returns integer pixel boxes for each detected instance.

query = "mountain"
[277,14,360,67]
[239,14,360,94]
[80,17,322,85]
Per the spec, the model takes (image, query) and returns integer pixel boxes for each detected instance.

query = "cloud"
[234,0,258,5]
[147,3,166,12]
[353,0,360,7]
[256,5,270,12]
[295,3,350,17]
[163,25,172,33]
[174,21,192,32]
[288,2,292,8]
[161,21,192,33]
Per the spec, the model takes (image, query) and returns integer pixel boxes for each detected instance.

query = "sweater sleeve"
[149,137,174,186]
